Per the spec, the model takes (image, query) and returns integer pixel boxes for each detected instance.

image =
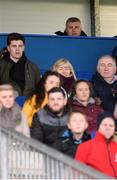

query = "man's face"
[68,113,88,134]
[66,21,82,36]
[97,57,116,80]
[99,118,115,139]
[0,90,14,109]
[47,92,67,113]
[7,40,25,62]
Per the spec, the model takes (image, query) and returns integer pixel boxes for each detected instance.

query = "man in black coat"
[31,87,69,146]
[0,33,41,96]
[91,55,117,113]
[55,17,87,36]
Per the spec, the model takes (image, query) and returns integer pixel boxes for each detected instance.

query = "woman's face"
[0,90,14,109]
[75,82,90,102]
[57,64,71,77]
[99,118,115,139]
[45,75,60,92]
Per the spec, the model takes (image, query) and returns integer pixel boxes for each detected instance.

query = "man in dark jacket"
[0,32,41,96]
[55,17,87,36]
[91,55,117,113]
[31,87,69,146]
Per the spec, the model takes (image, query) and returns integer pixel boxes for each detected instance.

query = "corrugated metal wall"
[100,0,117,37]
[0,0,117,37]
[0,0,91,35]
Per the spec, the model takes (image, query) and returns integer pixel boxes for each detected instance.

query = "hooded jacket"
[70,97,103,133]
[53,129,91,158]
[31,105,69,146]
[75,132,117,178]
[0,102,30,137]
[0,53,40,96]
[92,72,117,112]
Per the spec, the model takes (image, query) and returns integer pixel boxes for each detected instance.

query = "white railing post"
[0,128,9,179]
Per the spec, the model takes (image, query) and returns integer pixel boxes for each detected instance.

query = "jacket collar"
[95,131,114,143]
[73,96,95,106]
[44,105,69,118]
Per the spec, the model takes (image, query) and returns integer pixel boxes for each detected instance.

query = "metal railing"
[0,127,112,179]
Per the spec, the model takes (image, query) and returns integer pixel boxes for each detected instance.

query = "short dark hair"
[7,32,25,46]
[66,17,81,26]
[48,87,66,98]
[68,110,87,123]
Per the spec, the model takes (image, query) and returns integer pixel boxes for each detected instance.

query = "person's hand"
[95,97,102,106]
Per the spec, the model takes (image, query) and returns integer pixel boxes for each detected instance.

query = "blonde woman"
[52,58,77,94]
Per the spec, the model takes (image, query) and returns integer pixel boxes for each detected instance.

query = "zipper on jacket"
[106,142,117,178]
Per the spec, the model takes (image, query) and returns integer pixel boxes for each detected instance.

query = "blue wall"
[0,33,117,79]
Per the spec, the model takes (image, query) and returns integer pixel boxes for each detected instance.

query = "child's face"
[68,113,88,134]
[75,82,90,102]
[57,64,71,77]
[0,90,15,109]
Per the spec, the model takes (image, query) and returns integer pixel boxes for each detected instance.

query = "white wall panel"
[100,0,117,37]
[0,0,91,35]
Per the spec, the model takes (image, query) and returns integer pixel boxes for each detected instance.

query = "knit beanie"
[97,111,116,129]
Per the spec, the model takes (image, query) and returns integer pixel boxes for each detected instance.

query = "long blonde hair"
[52,58,77,80]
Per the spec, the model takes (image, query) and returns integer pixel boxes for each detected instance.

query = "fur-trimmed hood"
[0,102,22,129]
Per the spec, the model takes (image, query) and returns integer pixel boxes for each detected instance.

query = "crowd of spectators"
[0,21,117,178]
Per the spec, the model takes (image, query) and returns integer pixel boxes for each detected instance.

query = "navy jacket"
[92,72,117,112]
[53,129,91,158]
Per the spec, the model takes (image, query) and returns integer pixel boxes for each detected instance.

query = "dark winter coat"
[92,72,117,112]
[53,129,91,158]
[55,30,87,36]
[70,97,103,133]
[31,105,69,146]
[0,54,40,96]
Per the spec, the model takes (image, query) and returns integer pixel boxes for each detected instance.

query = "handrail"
[0,127,112,179]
